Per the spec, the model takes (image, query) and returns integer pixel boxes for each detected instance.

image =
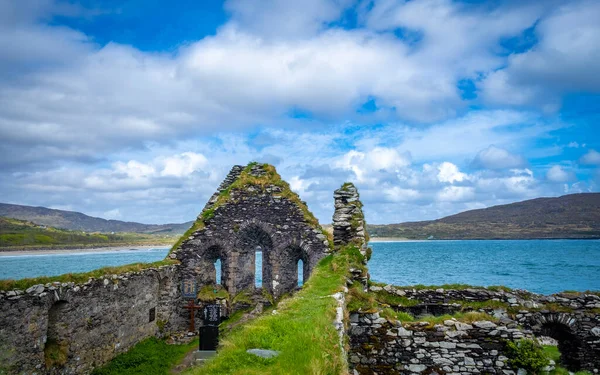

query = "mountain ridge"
[0,203,193,234]
[368,193,600,239]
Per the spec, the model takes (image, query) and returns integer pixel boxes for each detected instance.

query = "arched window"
[297,259,304,286]
[255,246,263,287]
[214,259,222,285]
[237,224,274,292]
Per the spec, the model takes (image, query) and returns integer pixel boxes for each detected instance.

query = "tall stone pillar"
[332,183,370,287]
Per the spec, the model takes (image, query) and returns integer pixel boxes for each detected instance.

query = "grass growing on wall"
[91,337,198,375]
[190,245,361,375]
[0,259,178,291]
[168,162,332,256]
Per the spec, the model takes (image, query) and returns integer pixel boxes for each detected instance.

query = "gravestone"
[199,304,221,351]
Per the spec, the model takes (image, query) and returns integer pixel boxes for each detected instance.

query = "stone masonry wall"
[174,164,330,299]
[332,183,369,286]
[351,285,600,374]
[0,265,184,374]
[349,312,531,375]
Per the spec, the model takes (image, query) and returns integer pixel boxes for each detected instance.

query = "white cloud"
[437,186,475,202]
[160,152,208,177]
[472,145,526,170]
[437,162,467,183]
[580,150,600,165]
[481,0,600,109]
[546,165,572,183]
[383,186,420,202]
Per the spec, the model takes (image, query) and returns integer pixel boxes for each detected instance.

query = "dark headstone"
[199,326,219,351]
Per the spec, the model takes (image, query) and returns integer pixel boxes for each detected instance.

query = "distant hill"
[368,193,600,240]
[0,217,175,249]
[0,203,193,234]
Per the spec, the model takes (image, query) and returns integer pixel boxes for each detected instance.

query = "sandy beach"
[0,245,170,256]
[368,237,413,242]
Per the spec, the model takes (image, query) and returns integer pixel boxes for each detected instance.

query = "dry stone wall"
[349,312,531,375]
[348,285,600,374]
[0,265,184,374]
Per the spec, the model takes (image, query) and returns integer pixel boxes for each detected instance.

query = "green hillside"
[0,217,175,250]
[368,193,600,240]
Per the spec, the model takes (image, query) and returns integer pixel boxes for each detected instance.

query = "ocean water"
[0,240,598,294]
[368,240,600,295]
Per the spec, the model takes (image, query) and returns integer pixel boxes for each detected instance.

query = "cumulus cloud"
[481,0,600,110]
[0,0,566,171]
[580,150,600,165]
[546,165,573,183]
[437,162,467,183]
[471,146,526,170]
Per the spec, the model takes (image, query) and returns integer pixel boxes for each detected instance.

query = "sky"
[0,0,599,225]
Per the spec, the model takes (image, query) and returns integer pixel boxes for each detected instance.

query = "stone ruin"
[171,163,331,299]
[348,286,600,375]
[332,183,370,287]
[0,163,599,375]
[0,163,333,374]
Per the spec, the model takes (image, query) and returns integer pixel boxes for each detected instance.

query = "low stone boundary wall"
[0,265,185,374]
[372,285,600,311]
[348,312,532,375]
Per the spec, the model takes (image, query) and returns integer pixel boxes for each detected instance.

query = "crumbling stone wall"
[332,183,370,286]
[349,312,530,375]
[0,265,184,374]
[173,164,330,299]
[349,284,600,374]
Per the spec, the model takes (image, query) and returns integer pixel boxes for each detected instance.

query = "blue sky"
[0,0,599,225]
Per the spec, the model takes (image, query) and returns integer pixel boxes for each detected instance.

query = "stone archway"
[529,313,583,371]
[540,322,582,370]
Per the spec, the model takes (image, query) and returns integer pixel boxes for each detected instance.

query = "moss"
[0,259,178,292]
[261,288,275,306]
[450,299,509,310]
[156,320,167,333]
[412,311,498,327]
[44,339,68,368]
[168,162,331,257]
[232,289,254,305]
[197,285,229,302]
[373,290,420,307]
[347,282,378,312]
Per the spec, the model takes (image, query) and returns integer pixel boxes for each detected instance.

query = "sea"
[1,240,599,295]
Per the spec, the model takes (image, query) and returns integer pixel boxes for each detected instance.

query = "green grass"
[373,290,420,307]
[91,337,197,375]
[542,345,592,375]
[450,299,509,310]
[197,285,229,302]
[191,245,360,375]
[0,259,178,291]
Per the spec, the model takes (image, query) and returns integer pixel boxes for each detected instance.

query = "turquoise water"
[369,240,600,295]
[0,240,598,294]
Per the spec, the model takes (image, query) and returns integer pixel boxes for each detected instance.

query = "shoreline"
[0,245,171,257]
